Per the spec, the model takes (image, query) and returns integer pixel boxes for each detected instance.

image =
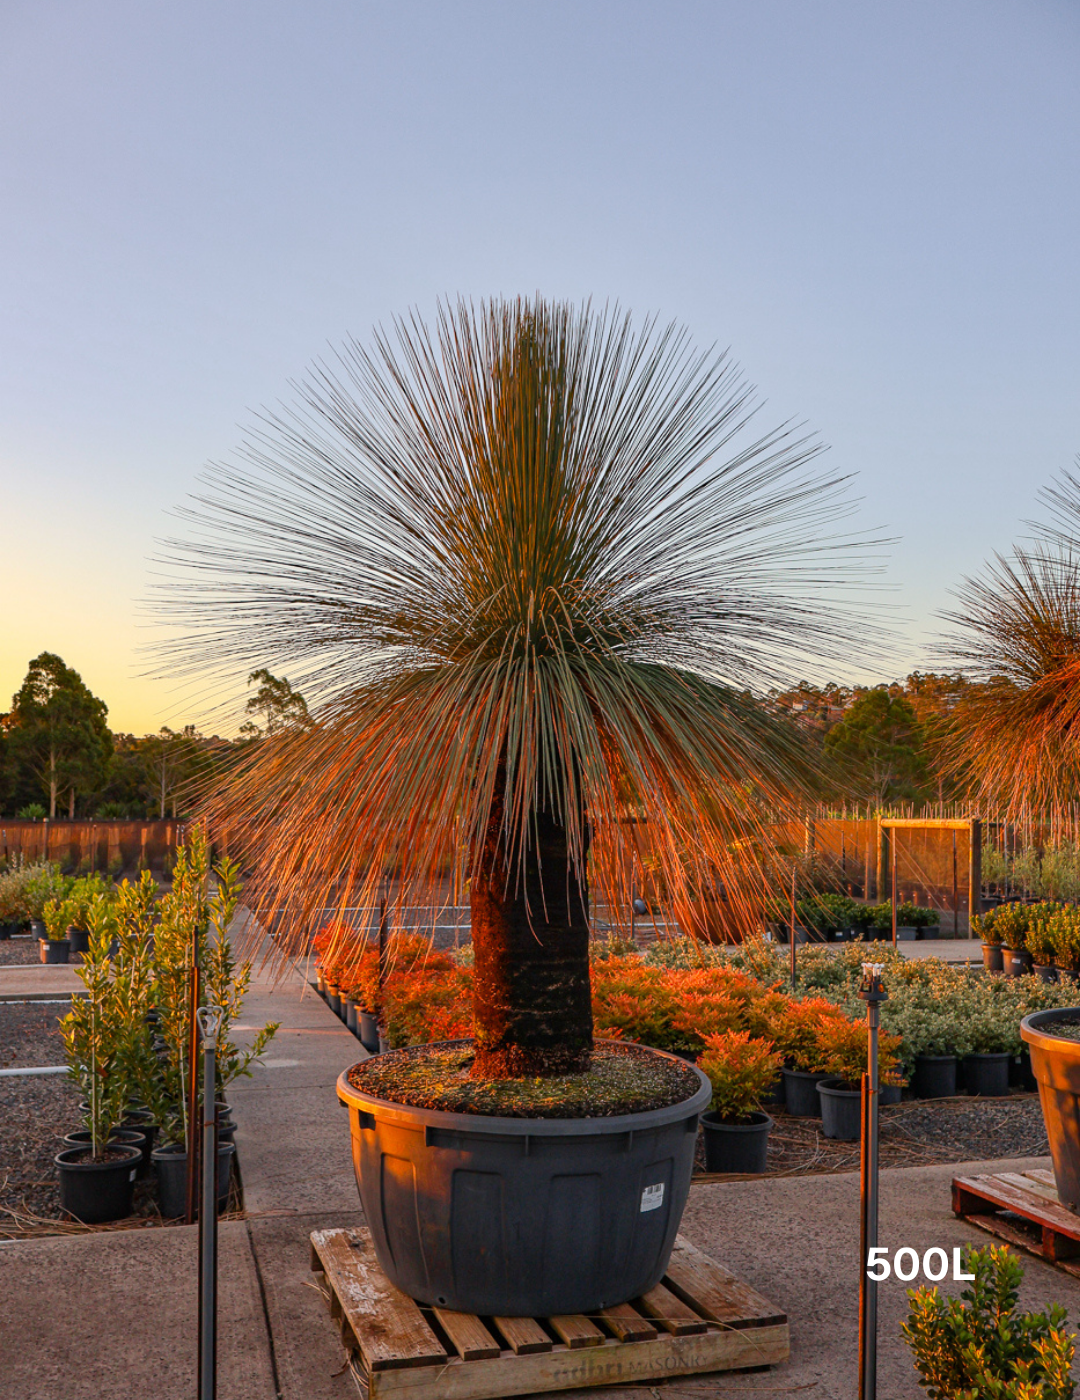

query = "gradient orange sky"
[4,2,1079,735]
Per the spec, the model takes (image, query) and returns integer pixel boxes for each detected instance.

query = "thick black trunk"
[471,789,592,1078]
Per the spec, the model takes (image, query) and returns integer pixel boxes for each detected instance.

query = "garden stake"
[196,1004,224,1400]
[789,866,797,990]
[858,963,887,1400]
[890,840,897,948]
[185,924,202,1225]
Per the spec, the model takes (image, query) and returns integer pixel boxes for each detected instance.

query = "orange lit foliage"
[814,1014,902,1086]
[698,1031,782,1121]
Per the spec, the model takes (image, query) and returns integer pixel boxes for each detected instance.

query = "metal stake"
[185,924,202,1225]
[789,866,797,990]
[858,963,887,1400]
[196,1004,224,1400]
[890,840,897,948]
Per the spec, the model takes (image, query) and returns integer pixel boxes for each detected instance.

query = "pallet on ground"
[952,1169,1080,1275]
[310,1226,789,1400]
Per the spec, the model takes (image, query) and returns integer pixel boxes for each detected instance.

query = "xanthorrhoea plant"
[159,297,880,1078]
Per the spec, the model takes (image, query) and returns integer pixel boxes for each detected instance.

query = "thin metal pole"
[952,831,958,939]
[858,966,885,1400]
[891,839,898,948]
[185,924,201,1225]
[789,866,797,990]
[196,1006,222,1400]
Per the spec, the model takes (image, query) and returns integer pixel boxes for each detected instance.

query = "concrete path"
[0,963,85,1000]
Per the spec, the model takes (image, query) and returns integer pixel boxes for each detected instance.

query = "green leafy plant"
[1049,906,1080,974]
[995,903,1031,952]
[973,906,1005,946]
[17,803,47,821]
[42,894,74,940]
[902,1244,1075,1399]
[59,906,129,1159]
[698,1031,780,1122]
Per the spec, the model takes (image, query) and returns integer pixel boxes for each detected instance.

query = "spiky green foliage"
[158,299,879,966]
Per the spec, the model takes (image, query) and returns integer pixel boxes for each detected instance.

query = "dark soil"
[351,1040,703,1117]
[0,1002,70,1067]
[695,1094,1049,1178]
[1037,1015,1080,1041]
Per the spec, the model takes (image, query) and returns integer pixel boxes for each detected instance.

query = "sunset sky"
[2,1,1078,734]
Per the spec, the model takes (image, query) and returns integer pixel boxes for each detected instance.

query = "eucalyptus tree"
[159,298,878,1078]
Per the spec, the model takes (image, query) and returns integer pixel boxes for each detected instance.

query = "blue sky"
[2,1,1078,731]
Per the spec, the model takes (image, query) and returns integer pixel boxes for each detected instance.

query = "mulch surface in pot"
[0,1002,70,1068]
[351,1040,702,1117]
[1034,1015,1080,1040]
[694,1096,1049,1178]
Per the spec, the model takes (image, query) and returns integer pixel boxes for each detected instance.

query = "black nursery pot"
[1003,948,1032,978]
[818,1078,862,1140]
[782,1067,826,1117]
[152,1141,237,1218]
[55,1144,141,1224]
[358,1011,380,1054]
[66,926,91,954]
[39,938,70,964]
[963,1052,1011,1097]
[982,943,1004,974]
[912,1054,958,1099]
[1033,964,1058,984]
[701,1111,772,1173]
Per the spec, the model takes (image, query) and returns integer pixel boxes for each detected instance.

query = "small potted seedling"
[41,895,72,963]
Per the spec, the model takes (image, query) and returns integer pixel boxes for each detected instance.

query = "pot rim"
[54,1144,141,1170]
[151,1140,236,1161]
[337,1038,711,1136]
[781,1066,828,1081]
[1022,1007,1080,1054]
[817,1077,861,1097]
[961,1051,1012,1062]
[701,1109,773,1132]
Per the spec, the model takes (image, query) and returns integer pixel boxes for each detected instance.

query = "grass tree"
[160,297,878,1079]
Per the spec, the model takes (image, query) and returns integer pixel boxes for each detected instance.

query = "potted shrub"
[815,1016,902,1140]
[40,894,72,963]
[995,903,1032,976]
[898,1006,961,1099]
[170,299,865,1316]
[1049,905,1080,984]
[56,921,141,1222]
[697,1030,780,1173]
[1027,917,1057,983]
[960,1010,1014,1096]
[772,996,851,1116]
[971,907,1004,973]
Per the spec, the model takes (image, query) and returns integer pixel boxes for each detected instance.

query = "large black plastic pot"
[55,1144,140,1223]
[1003,948,1032,977]
[912,1054,958,1099]
[1022,1008,1080,1208]
[701,1111,771,1172]
[818,1078,861,1140]
[337,1044,711,1316]
[152,1141,236,1218]
[982,943,1004,973]
[782,1067,826,1116]
[963,1052,1011,1096]
[358,1011,379,1054]
[39,938,70,964]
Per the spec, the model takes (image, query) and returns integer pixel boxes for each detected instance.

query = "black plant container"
[912,1054,957,1099]
[66,926,91,954]
[39,938,70,964]
[701,1111,772,1172]
[982,943,1004,974]
[152,1141,236,1218]
[55,1144,140,1223]
[963,1052,1011,1097]
[338,1044,711,1316]
[818,1078,861,1140]
[1033,963,1058,984]
[1003,948,1032,977]
[358,1011,380,1054]
[781,1067,825,1116]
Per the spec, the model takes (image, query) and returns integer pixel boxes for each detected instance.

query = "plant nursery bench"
[310,1226,789,1400]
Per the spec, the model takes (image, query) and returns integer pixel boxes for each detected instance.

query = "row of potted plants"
[974,900,1080,980]
[768,893,941,943]
[54,833,278,1223]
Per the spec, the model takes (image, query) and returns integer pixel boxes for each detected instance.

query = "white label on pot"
[640,1183,664,1212]
[129,1170,137,1181]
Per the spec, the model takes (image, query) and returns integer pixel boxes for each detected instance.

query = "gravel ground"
[694,1093,1049,1177]
[0,1002,70,1068]
[0,937,43,967]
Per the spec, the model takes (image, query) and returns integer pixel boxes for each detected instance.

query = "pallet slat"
[433,1309,502,1362]
[492,1316,552,1355]
[637,1281,708,1335]
[953,1174,1080,1240]
[664,1236,786,1329]
[548,1314,605,1348]
[953,1171,1080,1279]
[310,1229,447,1371]
[598,1302,657,1343]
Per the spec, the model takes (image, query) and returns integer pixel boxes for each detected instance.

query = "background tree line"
[0,653,309,820]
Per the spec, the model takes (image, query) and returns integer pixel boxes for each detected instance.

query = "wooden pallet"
[953,1170,1080,1275]
[310,1227,789,1400]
